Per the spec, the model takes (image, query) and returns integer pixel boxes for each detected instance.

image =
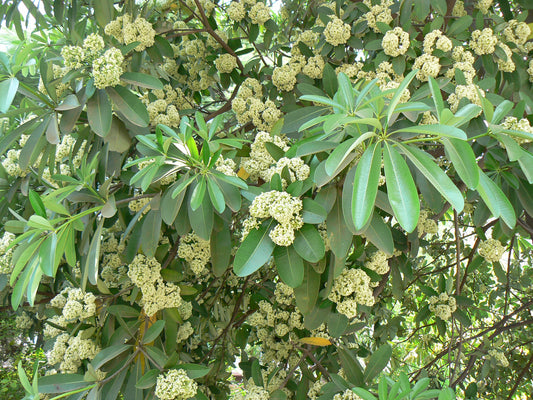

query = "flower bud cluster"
[47,331,100,373]
[155,368,198,400]
[227,2,246,21]
[104,15,155,52]
[127,254,182,316]
[328,268,375,319]
[501,116,533,144]
[496,42,515,72]
[452,0,467,16]
[428,292,457,321]
[248,2,271,25]
[478,238,506,262]
[362,0,393,33]
[334,389,364,400]
[503,20,531,45]
[336,62,365,81]
[364,250,391,275]
[232,381,270,400]
[447,83,485,114]
[475,0,493,14]
[15,312,33,330]
[488,349,509,367]
[50,287,97,322]
[324,17,351,46]
[215,53,238,74]
[177,232,211,277]
[446,47,476,84]
[382,27,410,56]
[413,53,441,82]
[247,190,304,246]
[92,48,124,89]
[0,231,15,274]
[215,156,237,176]
[417,210,438,237]
[469,28,498,55]
[272,64,298,92]
[302,55,326,79]
[128,197,152,214]
[141,84,186,128]
[423,30,452,54]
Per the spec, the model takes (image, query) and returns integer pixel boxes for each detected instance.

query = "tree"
[0,0,533,398]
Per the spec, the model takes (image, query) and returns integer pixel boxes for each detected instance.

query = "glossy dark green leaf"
[428,76,444,119]
[338,347,364,387]
[142,320,166,344]
[393,124,467,140]
[38,374,89,394]
[94,0,114,27]
[83,218,104,290]
[207,177,226,213]
[363,343,392,382]
[211,222,232,277]
[293,224,325,263]
[188,191,213,240]
[141,209,162,258]
[38,233,57,277]
[476,170,516,228]
[352,142,382,231]
[383,143,419,233]
[363,214,394,255]
[274,245,304,288]
[161,178,186,225]
[387,69,417,124]
[87,89,112,137]
[29,190,47,217]
[442,138,479,189]
[190,177,207,211]
[0,77,19,113]
[135,369,159,389]
[107,86,149,127]
[293,263,320,314]
[327,196,352,258]
[120,72,163,90]
[92,345,133,369]
[233,221,275,277]
[302,198,327,224]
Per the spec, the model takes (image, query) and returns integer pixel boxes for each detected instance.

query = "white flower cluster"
[503,20,531,45]
[50,287,97,321]
[128,197,152,214]
[428,293,457,321]
[155,369,198,400]
[382,27,410,56]
[469,28,498,56]
[215,156,237,176]
[15,312,33,330]
[227,2,246,21]
[272,64,298,92]
[496,42,515,73]
[417,210,438,237]
[127,254,182,316]
[44,314,68,338]
[362,0,393,33]
[232,381,270,400]
[302,55,326,79]
[446,47,476,84]
[141,84,187,128]
[177,232,211,277]
[413,53,441,82]
[488,349,509,367]
[92,48,124,89]
[61,45,85,70]
[248,2,271,25]
[47,331,100,373]
[447,83,484,114]
[215,53,238,74]
[0,231,15,274]
[328,268,375,318]
[423,30,452,54]
[324,17,351,46]
[246,190,304,246]
[478,238,506,263]
[104,15,155,52]
[308,380,326,399]
[177,321,194,344]
[420,111,438,125]
[232,78,282,131]
[452,0,467,16]
[364,250,391,275]
[475,0,493,14]
[101,250,129,289]
[501,116,533,144]
[297,30,319,48]
[336,62,365,81]
[83,33,105,61]
[333,389,364,400]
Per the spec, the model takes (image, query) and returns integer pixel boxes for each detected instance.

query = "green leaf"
[281,106,328,134]
[293,263,320,314]
[293,224,325,263]
[393,124,467,140]
[211,222,232,277]
[207,177,226,213]
[87,89,112,137]
[120,72,164,90]
[398,143,464,212]
[142,320,166,344]
[337,72,354,111]
[18,360,33,394]
[135,369,159,389]
[188,191,213,240]
[38,233,57,276]
[0,77,19,113]
[141,209,162,258]
[387,69,417,124]
[29,190,47,217]
[351,142,382,231]
[233,221,275,277]
[383,143,419,233]
[27,215,53,230]
[108,305,140,318]
[274,245,304,288]
[327,196,352,258]
[83,218,104,290]
[363,214,394,255]
[94,0,114,27]
[476,170,516,228]
[325,132,376,176]
[107,86,149,127]
[38,374,89,394]
[363,343,392,382]
[177,364,212,379]
[442,138,479,189]
[302,198,327,224]
[92,345,133,370]
[428,77,444,119]
[299,95,345,111]
[190,177,207,211]
[162,178,187,225]
[491,100,513,124]
[338,347,364,387]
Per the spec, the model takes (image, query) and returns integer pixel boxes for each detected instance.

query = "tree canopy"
[1,0,533,399]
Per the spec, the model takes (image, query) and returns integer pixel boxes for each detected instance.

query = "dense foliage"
[1,0,533,399]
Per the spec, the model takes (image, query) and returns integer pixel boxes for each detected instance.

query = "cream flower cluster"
[0,231,15,274]
[336,62,365,81]
[248,2,271,25]
[420,111,438,125]
[104,15,155,52]
[469,28,498,56]
[101,252,129,289]
[82,33,105,61]
[452,0,467,17]
[362,0,393,33]
[478,238,506,262]
[232,78,282,131]
[215,156,237,176]
[496,42,515,72]
[61,45,85,70]
[215,53,238,74]
[272,64,298,92]
[328,268,375,318]
[177,232,211,277]
[127,254,182,316]
[44,315,68,338]
[247,190,304,246]
[423,30,452,54]
[503,20,531,46]
[15,312,33,330]
[92,48,124,89]
[303,55,326,79]
[413,53,441,81]
[177,321,194,343]
[232,381,270,400]
[47,331,100,373]
[155,369,198,400]
[50,287,97,321]
[447,83,485,114]
[227,2,246,21]
[240,131,288,179]
[475,0,493,14]
[141,85,187,128]
[261,157,310,187]
[501,116,533,144]
[417,210,438,237]
[297,30,319,48]
[37,64,70,98]
[488,349,509,367]
[382,27,410,56]
[446,47,476,84]
[324,17,351,46]
[364,250,391,275]
[428,293,457,321]
[333,389,363,400]
[128,197,151,214]
[185,0,216,15]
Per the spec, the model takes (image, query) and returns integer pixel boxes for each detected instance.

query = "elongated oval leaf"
[476,170,516,228]
[141,209,162,258]
[38,233,57,277]
[207,177,226,214]
[83,218,104,290]
[363,343,392,382]
[393,124,467,140]
[442,137,479,189]
[293,224,325,263]
[398,143,464,212]
[352,142,382,231]
[142,320,166,344]
[0,77,19,113]
[107,86,149,127]
[383,143,420,233]
[274,245,304,288]
[211,221,232,276]
[120,72,164,90]
[233,221,275,277]
[87,89,112,137]
[293,263,320,314]
[92,345,133,369]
